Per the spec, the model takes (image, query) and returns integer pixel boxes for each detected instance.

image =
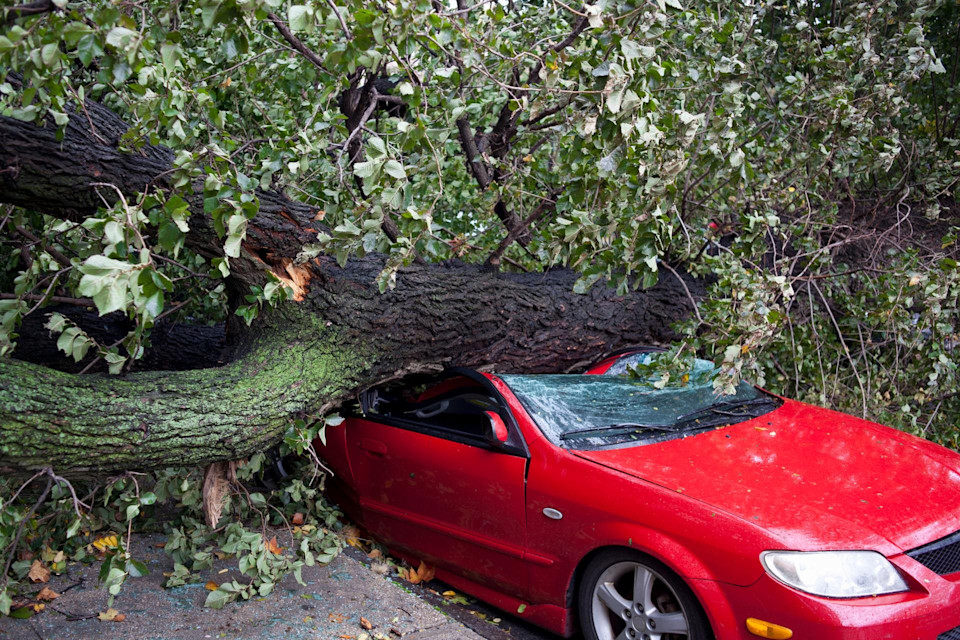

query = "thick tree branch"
[0,292,94,307]
[323,0,352,39]
[341,90,378,165]
[451,13,588,251]
[0,91,324,269]
[456,117,492,188]
[14,224,72,268]
[441,0,494,16]
[528,14,589,83]
[267,13,329,73]
[377,94,406,105]
[3,0,55,26]
[486,189,560,267]
[0,82,702,479]
[522,101,570,127]
[456,116,530,244]
[264,21,404,252]
[1,256,701,477]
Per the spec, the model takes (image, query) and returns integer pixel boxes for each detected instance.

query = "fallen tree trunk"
[0,95,701,478]
[0,258,698,477]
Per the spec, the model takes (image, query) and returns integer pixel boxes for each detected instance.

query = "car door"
[345,375,529,597]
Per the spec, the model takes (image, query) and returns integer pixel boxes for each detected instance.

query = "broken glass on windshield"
[500,363,780,449]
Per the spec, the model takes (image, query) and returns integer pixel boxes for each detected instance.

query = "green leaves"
[223,215,247,258]
[204,583,239,609]
[383,160,407,180]
[0,0,956,449]
[287,5,314,33]
[76,34,103,66]
[78,255,136,316]
[0,589,11,617]
[55,326,94,363]
[160,43,180,72]
[104,26,138,50]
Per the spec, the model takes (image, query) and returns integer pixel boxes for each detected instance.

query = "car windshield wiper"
[674,397,777,425]
[559,423,679,441]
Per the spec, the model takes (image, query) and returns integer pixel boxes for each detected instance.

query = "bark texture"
[0,97,701,478]
[13,306,228,374]
[0,257,699,477]
[0,84,323,262]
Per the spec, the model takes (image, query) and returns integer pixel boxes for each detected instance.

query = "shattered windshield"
[500,365,779,449]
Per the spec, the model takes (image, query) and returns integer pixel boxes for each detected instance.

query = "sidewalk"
[0,534,483,640]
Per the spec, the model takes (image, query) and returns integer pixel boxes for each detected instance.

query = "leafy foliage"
[1,0,958,613]
[0,450,347,615]
[2,0,957,364]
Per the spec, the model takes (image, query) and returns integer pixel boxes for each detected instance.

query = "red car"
[314,351,960,640]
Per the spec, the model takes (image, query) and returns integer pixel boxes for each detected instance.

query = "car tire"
[578,549,712,640]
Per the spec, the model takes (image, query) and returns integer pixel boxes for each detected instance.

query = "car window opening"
[365,376,501,440]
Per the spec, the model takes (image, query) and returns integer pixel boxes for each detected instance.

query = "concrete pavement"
[0,533,485,640]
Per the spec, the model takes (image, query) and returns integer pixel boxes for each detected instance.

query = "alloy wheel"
[590,560,690,640]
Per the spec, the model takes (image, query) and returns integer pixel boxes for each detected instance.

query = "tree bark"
[0,98,701,479]
[12,305,228,374]
[0,256,698,477]
[0,83,323,262]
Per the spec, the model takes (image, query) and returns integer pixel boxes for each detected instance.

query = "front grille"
[907,529,960,576]
[939,625,960,640]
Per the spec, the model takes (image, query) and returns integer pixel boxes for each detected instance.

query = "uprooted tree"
[0,64,702,477]
[1,0,958,613]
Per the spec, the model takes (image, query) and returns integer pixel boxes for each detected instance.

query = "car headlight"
[760,550,908,598]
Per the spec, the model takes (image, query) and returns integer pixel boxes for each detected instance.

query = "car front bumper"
[706,560,960,640]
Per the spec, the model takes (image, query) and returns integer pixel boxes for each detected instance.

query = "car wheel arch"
[567,544,717,640]
[566,543,702,609]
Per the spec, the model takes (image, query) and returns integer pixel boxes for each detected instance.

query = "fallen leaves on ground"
[35,587,59,601]
[292,512,304,525]
[367,548,382,560]
[27,560,50,583]
[40,548,65,565]
[342,525,361,548]
[204,581,219,591]
[360,617,373,630]
[442,590,469,605]
[400,561,435,585]
[8,606,34,619]
[98,608,125,622]
[265,536,283,555]
[329,612,347,623]
[92,535,119,553]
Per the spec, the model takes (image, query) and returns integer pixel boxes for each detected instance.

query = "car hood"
[573,399,960,554]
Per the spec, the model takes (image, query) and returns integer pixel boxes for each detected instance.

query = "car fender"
[562,522,757,639]
[578,519,763,586]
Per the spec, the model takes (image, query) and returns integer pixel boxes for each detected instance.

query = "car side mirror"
[484,411,509,447]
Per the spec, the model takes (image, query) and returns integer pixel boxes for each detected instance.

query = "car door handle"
[358,438,388,456]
